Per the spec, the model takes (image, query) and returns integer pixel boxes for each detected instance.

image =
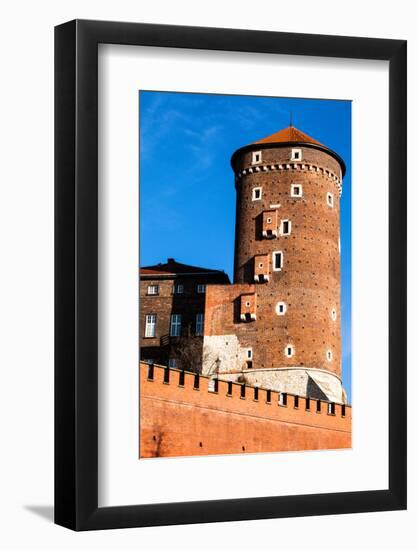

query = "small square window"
[252,187,262,201]
[252,151,262,164]
[327,192,334,207]
[291,184,303,198]
[147,284,159,295]
[173,284,184,294]
[197,284,206,294]
[291,148,302,161]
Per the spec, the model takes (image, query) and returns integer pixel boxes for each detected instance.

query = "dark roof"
[140,258,230,281]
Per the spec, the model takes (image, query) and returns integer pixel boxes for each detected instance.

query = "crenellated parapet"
[139,362,352,458]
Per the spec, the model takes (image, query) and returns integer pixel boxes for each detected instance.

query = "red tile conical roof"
[254,126,324,147]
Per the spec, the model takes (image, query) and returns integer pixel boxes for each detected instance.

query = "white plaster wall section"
[218,367,344,403]
[202,334,248,376]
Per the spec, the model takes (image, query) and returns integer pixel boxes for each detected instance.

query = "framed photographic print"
[55,20,407,530]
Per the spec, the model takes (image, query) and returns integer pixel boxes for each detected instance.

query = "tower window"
[275,301,287,316]
[195,313,204,336]
[326,350,333,362]
[291,148,302,161]
[252,187,262,201]
[280,219,291,236]
[327,192,334,207]
[285,344,294,358]
[252,151,262,164]
[331,308,337,321]
[197,284,206,294]
[328,402,336,415]
[144,314,157,338]
[170,313,182,337]
[272,251,283,271]
[291,184,303,197]
[147,284,159,295]
[246,348,253,359]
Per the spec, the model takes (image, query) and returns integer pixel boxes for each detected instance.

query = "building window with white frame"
[280,219,291,236]
[173,283,184,294]
[275,301,287,315]
[170,314,182,337]
[197,284,206,294]
[327,192,334,207]
[147,284,159,295]
[252,150,262,164]
[285,344,294,358]
[290,184,303,198]
[144,314,157,338]
[291,148,302,161]
[272,251,283,271]
[252,187,262,201]
[195,313,204,336]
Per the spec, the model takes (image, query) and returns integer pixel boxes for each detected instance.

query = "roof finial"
[289,111,293,127]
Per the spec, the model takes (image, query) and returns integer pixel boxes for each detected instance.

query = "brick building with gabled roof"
[140,258,230,368]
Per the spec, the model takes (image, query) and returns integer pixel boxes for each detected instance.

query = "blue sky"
[139,91,352,402]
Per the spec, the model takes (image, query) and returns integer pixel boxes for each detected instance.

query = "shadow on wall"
[307,376,328,401]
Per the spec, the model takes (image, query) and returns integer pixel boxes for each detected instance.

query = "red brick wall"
[220,145,342,375]
[139,363,351,458]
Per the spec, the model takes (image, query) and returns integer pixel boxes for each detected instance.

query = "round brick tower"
[230,125,347,403]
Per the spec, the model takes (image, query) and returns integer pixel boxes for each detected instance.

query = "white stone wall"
[202,336,346,403]
[218,367,345,404]
[202,334,250,376]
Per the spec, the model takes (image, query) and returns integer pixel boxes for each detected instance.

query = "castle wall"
[139,363,351,459]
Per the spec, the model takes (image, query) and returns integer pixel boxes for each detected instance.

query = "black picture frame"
[55,19,407,531]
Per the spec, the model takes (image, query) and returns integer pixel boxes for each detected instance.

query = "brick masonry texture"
[140,272,228,366]
[202,143,344,402]
[139,363,351,458]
